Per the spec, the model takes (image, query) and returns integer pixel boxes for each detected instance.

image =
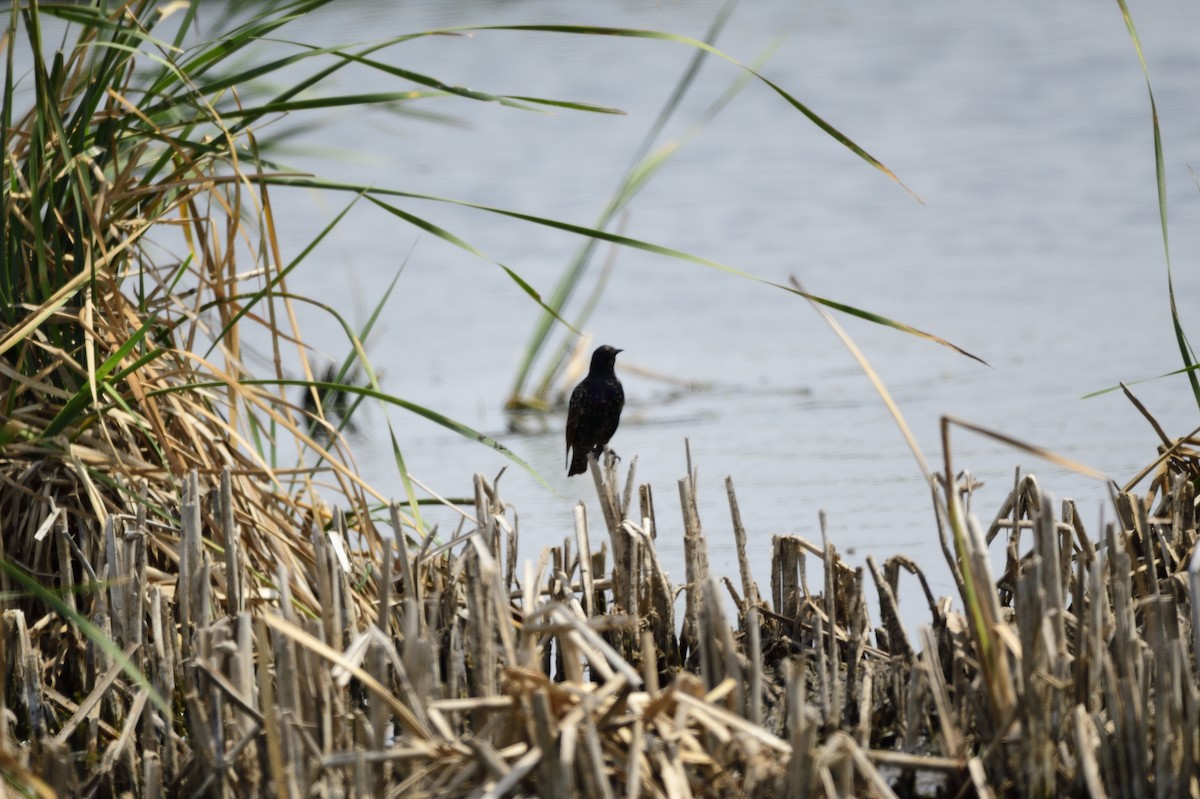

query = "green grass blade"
[0,558,170,715]
[43,312,167,437]
[385,419,427,538]
[294,252,412,480]
[364,195,578,335]
[1083,361,1200,399]
[1116,0,1200,409]
[465,23,915,199]
[510,2,738,403]
[203,190,366,359]
[136,378,548,487]
[313,45,627,114]
[531,18,779,402]
[263,175,984,363]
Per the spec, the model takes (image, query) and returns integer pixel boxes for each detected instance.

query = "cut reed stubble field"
[1,445,1197,797]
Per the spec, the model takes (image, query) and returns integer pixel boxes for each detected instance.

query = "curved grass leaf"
[364,195,579,336]
[516,1,742,406]
[265,175,984,364]
[0,558,170,715]
[1083,361,1200,399]
[203,187,366,359]
[134,377,547,486]
[142,31,622,142]
[44,311,169,438]
[462,23,918,201]
[1115,0,1199,410]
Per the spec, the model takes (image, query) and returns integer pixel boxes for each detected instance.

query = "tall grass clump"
[1,0,392,648]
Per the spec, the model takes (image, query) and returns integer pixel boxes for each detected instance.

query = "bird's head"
[591,345,622,370]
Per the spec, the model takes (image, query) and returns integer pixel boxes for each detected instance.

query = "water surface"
[192,1,1200,626]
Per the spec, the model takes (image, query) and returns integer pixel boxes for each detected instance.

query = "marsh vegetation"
[1,1,1197,796]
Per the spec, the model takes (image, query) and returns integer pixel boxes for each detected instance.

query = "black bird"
[565,345,625,477]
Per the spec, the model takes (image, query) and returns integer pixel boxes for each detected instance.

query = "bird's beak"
[615,348,624,354]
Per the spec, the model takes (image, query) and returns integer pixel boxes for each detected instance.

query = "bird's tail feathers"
[567,447,590,477]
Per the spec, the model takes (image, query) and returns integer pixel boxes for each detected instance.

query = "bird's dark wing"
[565,383,584,467]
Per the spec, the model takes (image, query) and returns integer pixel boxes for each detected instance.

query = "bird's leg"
[602,446,621,465]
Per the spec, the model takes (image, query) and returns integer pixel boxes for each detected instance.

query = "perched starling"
[565,345,625,477]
